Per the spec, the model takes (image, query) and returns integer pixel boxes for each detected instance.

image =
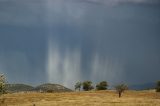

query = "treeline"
[75,80,160,97]
[74,81,128,97]
[1,74,160,98]
[75,81,108,91]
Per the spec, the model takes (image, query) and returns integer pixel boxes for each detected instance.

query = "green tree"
[156,81,160,92]
[75,82,82,91]
[96,81,108,90]
[82,81,94,91]
[0,74,6,95]
[115,84,128,98]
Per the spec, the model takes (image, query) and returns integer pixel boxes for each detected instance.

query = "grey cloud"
[0,51,35,84]
[0,51,47,85]
[0,0,160,27]
[0,0,160,88]
[75,0,160,6]
[46,38,82,88]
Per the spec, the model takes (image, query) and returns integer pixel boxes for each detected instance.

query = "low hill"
[32,83,72,92]
[6,83,72,93]
[6,84,34,92]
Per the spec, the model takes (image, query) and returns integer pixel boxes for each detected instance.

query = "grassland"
[0,90,160,106]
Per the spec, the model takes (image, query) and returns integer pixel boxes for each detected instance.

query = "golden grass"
[0,90,160,106]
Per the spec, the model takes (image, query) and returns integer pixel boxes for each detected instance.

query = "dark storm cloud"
[0,0,160,26]
[76,0,160,6]
[0,26,48,85]
[0,0,160,88]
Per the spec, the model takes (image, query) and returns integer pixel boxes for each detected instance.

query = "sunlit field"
[0,90,160,106]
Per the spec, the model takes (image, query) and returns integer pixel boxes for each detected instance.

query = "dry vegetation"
[0,90,160,106]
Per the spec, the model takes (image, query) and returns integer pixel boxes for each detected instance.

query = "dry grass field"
[0,90,160,106]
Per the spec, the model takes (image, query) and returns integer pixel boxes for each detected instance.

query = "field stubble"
[0,90,160,106]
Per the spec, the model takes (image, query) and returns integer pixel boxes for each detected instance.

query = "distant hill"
[6,84,34,92]
[32,83,72,92]
[6,83,72,93]
[129,82,156,90]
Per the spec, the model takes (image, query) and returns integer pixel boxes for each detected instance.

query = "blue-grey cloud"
[80,0,160,4]
[0,0,160,27]
[0,0,160,88]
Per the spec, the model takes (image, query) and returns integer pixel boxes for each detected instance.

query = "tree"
[0,74,6,95]
[96,81,108,90]
[156,81,160,92]
[75,82,82,91]
[82,81,94,91]
[115,84,128,98]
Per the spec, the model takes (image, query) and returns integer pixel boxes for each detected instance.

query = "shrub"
[96,81,108,90]
[0,74,7,95]
[82,81,94,91]
[47,89,54,93]
[75,82,82,91]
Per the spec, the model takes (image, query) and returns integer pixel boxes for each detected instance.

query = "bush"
[47,89,54,93]
[75,82,82,91]
[82,81,94,91]
[0,74,7,95]
[96,81,108,90]
[0,98,5,104]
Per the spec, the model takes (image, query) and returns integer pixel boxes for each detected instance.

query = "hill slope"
[6,83,72,93]
[33,83,72,92]
[6,84,34,92]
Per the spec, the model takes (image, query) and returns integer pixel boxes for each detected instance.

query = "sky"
[0,0,160,88]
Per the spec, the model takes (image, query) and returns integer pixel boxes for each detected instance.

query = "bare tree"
[115,84,128,98]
